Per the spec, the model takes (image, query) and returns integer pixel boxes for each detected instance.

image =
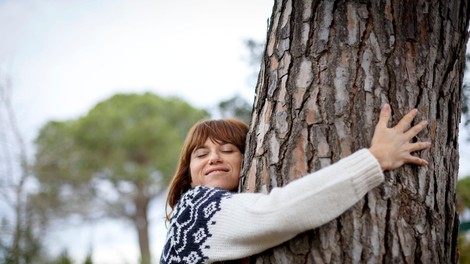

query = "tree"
[240,0,470,263]
[33,93,208,264]
[0,73,46,264]
[52,250,73,264]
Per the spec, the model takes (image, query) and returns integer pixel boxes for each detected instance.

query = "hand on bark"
[368,104,431,171]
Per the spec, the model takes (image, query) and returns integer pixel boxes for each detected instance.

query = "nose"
[208,151,221,165]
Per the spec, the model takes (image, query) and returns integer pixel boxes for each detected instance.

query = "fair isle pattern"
[161,186,233,264]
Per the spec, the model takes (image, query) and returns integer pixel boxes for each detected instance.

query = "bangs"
[187,119,248,154]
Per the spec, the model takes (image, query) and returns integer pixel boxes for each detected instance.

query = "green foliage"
[83,251,93,264]
[0,215,44,264]
[53,249,73,264]
[457,176,470,263]
[33,92,208,219]
[457,177,470,213]
[459,235,470,264]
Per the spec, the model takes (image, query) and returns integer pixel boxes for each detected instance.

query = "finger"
[377,104,392,128]
[404,120,428,140]
[407,141,431,153]
[405,155,429,166]
[394,109,418,132]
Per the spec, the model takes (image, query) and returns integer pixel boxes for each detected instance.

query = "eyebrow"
[192,142,234,153]
[193,146,208,153]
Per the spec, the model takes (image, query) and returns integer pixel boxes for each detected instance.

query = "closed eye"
[193,148,208,158]
[196,153,208,158]
[220,143,238,154]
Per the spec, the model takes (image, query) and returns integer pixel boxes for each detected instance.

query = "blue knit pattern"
[160,186,233,264]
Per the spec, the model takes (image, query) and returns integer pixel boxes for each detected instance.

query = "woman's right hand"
[368,104,431,171]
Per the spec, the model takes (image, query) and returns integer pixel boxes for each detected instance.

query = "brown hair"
[165,118,249,218]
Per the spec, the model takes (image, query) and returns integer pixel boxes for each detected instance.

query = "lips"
[205,167,229,176]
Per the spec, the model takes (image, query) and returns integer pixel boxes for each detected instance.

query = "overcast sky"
[0,0,272,137]
[1,0,469,263]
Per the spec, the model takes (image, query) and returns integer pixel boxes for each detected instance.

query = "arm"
[205,149,383,261]
[160,151,381,264]
[205,104,431,261]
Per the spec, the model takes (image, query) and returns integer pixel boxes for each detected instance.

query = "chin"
[210,182,238,191]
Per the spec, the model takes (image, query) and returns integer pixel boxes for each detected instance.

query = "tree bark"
[240,0,470,263]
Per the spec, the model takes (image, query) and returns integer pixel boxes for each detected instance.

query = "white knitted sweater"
[160,149,384,263]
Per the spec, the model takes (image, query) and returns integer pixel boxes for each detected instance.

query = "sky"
[0,0,273,134]
[0,0,469,263]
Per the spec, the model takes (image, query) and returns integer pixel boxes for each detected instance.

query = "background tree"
[457,176,470,264]
[458,177,470,215]
[0,74,46,264]
[459,235,470,264]
[240,1,469,263]
[244,39,267,88]
[216,94,253,124]
[463,54,470,128]
[457,176,470,233]
[33,92,208,264]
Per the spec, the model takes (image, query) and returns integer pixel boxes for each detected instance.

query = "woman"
[160,104,430,264]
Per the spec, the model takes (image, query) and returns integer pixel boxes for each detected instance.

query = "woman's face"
[189,138,242,190]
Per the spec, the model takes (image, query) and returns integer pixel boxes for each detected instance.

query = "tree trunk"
[134,186,151,264]
[240,0,469,263]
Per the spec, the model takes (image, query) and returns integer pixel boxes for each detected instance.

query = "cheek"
[189,161,202,183]
[233,156,242,173]
[237,154,243,167]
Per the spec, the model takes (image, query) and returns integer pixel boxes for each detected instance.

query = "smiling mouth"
[205,168,229,176]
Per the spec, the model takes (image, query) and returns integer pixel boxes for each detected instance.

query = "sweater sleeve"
[161,149,384,263]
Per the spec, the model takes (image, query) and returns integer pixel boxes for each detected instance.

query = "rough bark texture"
[240,0,470,263]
